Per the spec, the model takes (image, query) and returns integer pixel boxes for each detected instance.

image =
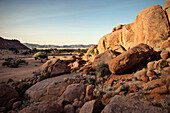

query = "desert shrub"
[63,56,67,58]
[64,78,69,82]
[39,75,45,81]
[39,71,51,81]
[22,51,30,55]
[86,77,95,84]
[45,71,51,78]
[89,49,94,54]
[159,30,169,40]
[16,83,32,96]
[33,52,48,62]
[5,58,13,62]
[10,62,19,68]
[96,61,111,78]
[2,61,11,67]
[106,91,114,98]
[16,59,26,64]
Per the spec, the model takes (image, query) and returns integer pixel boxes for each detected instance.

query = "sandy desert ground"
[0,50,72,82]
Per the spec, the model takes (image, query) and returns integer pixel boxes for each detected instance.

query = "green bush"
[16,83,32,96]
[22,51,30,55]
[33,52,48,62]
[96,62,111,78]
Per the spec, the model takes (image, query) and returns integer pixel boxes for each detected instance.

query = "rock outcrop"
[97,5,169,54]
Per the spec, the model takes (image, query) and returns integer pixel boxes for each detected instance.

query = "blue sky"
[0,0,166,45]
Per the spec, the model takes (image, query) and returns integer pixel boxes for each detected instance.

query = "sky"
[0,0,167,45]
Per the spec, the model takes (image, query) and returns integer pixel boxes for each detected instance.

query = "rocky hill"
[97,5,170,54]
[0,37,30,50]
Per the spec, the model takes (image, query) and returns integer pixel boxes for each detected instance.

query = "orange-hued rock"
[166,76,170,91]
[19,101,63,113]
[160,37,170,49]
[165,0,170,23]
[86,85,94,101]
[160,50,169,59]
[79,100,104,113]
[133,5,169,48]
[101,95,168,113]
[108,44,153,74]
[140,75,149,82]
[142,79,164,90]
[151,85,168,94]
[97,5,169,54]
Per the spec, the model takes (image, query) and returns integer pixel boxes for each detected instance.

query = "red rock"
[64,104,74,113]
[109,44,153,74]
[142,79,164,90]
[129,85,139,93]
[146,70,156,77]
[86,85,94,101]
[151,85,168,94]
[140,75,149,82]
[79,100,104,113]
[101,95,168,113]
[0,84,19,108]
[161,67,170,83]
[160,50,169,59]
[166,76,170,91]
[134,69,147,80]
[92,50,119,69]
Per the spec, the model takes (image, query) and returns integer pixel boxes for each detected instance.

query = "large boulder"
[134,5,169,48]
[0,84,19,109]
[79,100,104,113]
[19,101,63,113]
[25,73,80,101]
[165,0,170,23]
[57,83,86,102]
[38,59,70,76]
[92,50,120,69]
[101,95,168,113]
[108,43,153,74]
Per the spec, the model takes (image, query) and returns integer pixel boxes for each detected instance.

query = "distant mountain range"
[24,43,95,49]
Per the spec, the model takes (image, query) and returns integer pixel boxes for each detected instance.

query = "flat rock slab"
[102,95,168,113]
[25,73,81,101]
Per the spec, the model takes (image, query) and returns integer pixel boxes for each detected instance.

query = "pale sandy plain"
[0,50,72,82]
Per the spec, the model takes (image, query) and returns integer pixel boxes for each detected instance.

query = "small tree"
[33,52,48,62]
